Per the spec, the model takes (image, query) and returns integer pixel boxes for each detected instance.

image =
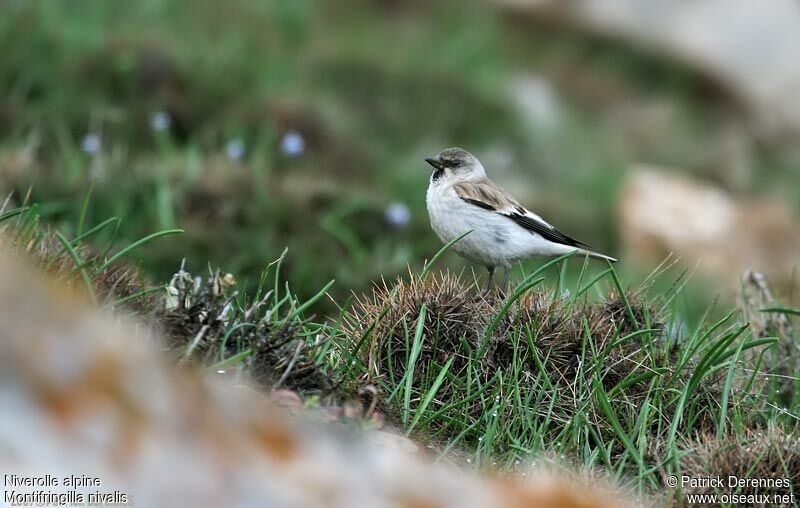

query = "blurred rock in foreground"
[0,250,630,508]
[617,166,800,291]
[494,0,800,144]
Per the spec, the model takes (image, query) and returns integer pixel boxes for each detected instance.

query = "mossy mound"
[345,270,670,429]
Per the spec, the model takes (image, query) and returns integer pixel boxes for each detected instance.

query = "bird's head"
[425,147,485,184]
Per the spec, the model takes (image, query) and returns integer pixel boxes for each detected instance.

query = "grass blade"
[760,307,800,316]
[284,279,335,323]
[593,377,645,469]
[607,259,638,328]
[421,231,471,279]
[71,216,120,246]
[0,207,28,224]
[110,285,166,308]
[98,228,184,272]
[401,305,427,425]
[77,178,95,237]
[54,230,97,305]
[206,349,253,372]
[408,356,455,433]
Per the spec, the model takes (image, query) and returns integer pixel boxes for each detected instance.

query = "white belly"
[426,183,570,268]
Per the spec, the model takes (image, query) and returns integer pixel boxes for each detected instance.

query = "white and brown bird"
[425,147,617,291]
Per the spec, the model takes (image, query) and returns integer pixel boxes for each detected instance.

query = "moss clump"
[345,270,666,425]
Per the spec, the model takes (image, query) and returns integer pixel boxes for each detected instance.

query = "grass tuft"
[335,263,794,495]
[678,427,800,503]
[160,261,335,395]
[1,205,158,314]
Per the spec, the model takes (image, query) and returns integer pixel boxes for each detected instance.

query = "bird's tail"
[577,248,618,263]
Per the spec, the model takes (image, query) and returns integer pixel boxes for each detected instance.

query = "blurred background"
[2,0,799,319]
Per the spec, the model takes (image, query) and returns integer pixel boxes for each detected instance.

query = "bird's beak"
[425,157,443,171]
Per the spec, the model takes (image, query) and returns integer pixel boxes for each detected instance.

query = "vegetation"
[5,0,795,314]
[2,202,798,504]
[2,1,799,505]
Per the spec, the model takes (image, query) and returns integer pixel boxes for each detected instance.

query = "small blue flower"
[81,133,101,154]
[280,130,305,157]
[385,202,411,228]
[225,138,246,161]
[150,111,171,131]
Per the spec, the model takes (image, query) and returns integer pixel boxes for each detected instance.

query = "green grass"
[0,196,181,311]
[3,195,800,503]
[2,1,800,503]
[5,0,797,320]
[0,0,519,306]
[327,260,798,501]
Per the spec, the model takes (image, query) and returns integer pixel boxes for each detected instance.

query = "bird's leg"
[483,266,495,294]
[500,267,511,296]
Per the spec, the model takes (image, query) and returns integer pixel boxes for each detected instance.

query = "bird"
[424,147,617,292]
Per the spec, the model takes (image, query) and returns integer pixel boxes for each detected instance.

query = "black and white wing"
[453,179,596,251]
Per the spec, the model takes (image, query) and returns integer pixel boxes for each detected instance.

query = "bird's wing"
[453,179,591,249]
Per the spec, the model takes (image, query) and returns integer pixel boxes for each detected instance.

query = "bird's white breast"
[426,181,541,268]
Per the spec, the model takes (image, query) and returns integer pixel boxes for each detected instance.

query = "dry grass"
[159,262,333,395]
[345,270,673,433]
[0,226,156,314]
[677,427,800,505]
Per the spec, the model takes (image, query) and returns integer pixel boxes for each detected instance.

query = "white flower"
[225,139,245,161]
[81,133,101,154]
[385,202,411,228]
[150,111,171,131]
[280,130,305,157]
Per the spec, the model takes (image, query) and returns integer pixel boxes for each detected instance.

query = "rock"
[493,0,800,144]
[617,166,800,290]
